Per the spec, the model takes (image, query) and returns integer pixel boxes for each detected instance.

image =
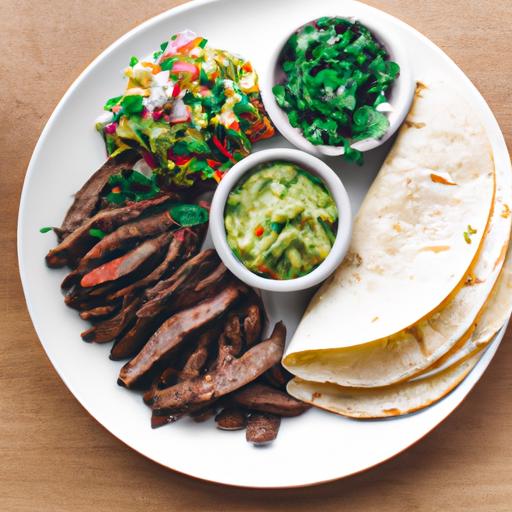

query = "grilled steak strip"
[144,249,218,301]
[178,330,218,382]
[215,408,247,431]
[109,316,156,361]
[59,151,140,239]
[118,283,247,388]
[81,294,141,343]
[150,322,286,414]
[137,250,220,318]
[79,303,120,321]
[106,228,195,301]
[243,303,263,347]
[246,413,281,445]
[80,233,171,288]
[46,195,171,268]
[264,364,294,390]
[232,383,309,417]
[78,210,178,273]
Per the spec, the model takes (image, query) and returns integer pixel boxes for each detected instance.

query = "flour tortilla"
[414,242,512,380]
[286,352,481,419]
[285,81,495,354]
[283,174,510,387]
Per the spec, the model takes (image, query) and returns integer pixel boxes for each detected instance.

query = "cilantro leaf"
[169,204,209,227]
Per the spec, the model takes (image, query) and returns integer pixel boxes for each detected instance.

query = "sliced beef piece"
[78,210,178,273]
[232,383,310,417]
[109,316,155,361]
[264,364,294,390]
[79,303,120,321]
[243,303,263,347]
[215,408,247,431]
[61,270,81,291]
[46,195,171,268]
[80,232,171,288]
[81,294,141,343]
[150,322,286,414]
[246,413,281,445]
[178,329,218,382]
[190,405,218,423]
[138,250,220,318]
[59,150,140,239]
[106,227,197,301]
[118,283,247,388]
[144,249,218,300]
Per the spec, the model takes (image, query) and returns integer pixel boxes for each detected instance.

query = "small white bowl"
[260,15,415,158]
[210,148,352,292]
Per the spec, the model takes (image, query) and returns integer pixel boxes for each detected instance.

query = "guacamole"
[224,162,338,280]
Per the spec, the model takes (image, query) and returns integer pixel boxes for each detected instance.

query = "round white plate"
[18,0,511,488]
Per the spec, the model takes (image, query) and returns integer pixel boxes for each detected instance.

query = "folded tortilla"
[414,241,512,380]
[283,152,510,387]
[286,351,481,419]
[285,81,495,357]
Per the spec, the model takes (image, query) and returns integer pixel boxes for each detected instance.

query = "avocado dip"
[224,161,338,280]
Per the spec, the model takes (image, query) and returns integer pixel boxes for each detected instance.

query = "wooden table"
[2,0,511,509]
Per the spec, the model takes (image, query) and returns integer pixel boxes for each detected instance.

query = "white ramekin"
[260,15,415,157]
[210,148,352,292]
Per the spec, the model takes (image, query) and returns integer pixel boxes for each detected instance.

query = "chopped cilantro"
[169,204,209,227]
[120,95,144,115]
[103,95,123,111]
[89,228,106,239]
[129,56,139,67]
[39,226,53,234]
[272,17,399,164]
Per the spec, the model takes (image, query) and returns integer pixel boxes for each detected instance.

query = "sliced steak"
[106,228,196,301]
[118,283,247,388]
[79,303,120,321]
[232,383,309,417]
[59,150,140,239]
[246,413,281,445]
[80,232,171,288]
[78,210,178,273]
[150,322,286,414]
[46,195,171,268]
[215,408,247,431]
[81,294,141,343]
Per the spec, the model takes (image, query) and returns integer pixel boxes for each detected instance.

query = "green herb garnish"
[129,56,139,67]
[120,95,144,115]
[39,226,53,234]
[272,17,400,164]
[104,169,160,204]
[103,95,123,111]
[464,224,477,244]
[89,228,106,239]
[169,204,209,227]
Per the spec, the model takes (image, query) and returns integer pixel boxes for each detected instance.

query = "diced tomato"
[206,159,221,168]
[152,109,163,121]
[254,226,264,237]
[228,120,240,131]
[242,62,253,72]
[171,61,199,80]
[171,83,181,98]
[111,186,122,194]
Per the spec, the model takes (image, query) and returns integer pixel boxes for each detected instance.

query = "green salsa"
[224,162,338,280]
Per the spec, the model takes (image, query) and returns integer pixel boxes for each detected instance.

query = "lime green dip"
[224,161,338,280]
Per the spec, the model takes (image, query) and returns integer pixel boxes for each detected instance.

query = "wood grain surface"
[2,0,511,510]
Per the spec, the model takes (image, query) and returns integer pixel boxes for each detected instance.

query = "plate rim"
[17,0,512,488]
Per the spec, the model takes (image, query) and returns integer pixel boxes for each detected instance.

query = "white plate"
[18,0,511,488]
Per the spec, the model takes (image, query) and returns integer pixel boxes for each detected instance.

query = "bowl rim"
[259,13,416,158]
[209,148,352,292]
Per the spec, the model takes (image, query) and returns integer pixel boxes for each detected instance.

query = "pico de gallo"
[96,30,274,187]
